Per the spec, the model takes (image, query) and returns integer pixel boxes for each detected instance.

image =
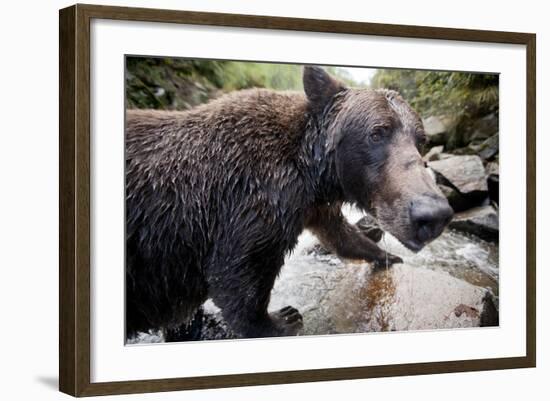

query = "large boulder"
[422,116,455,146]
[449,205,499,242]
[429,155,487,194]
[428,155,488,211]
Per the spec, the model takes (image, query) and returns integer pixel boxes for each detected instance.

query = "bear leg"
[208,260,303,338]
[306,204,403,268]
[163,306,204,342]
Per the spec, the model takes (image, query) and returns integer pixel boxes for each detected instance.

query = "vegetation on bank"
[125,57,362,110]
[370,69,498,118]
[126,58,497,119]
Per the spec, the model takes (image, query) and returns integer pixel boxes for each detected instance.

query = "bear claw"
[372,253,403,270]
[271,306,303,335]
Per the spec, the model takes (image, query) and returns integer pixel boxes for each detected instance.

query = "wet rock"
[439,153,454,160]
[449,205,498,242]
[485,161,499,176]
[423,115,454,146]
[429,155,488,194]
[429,155,488,211]
[327,264,489,332]
[477,133,499,160]
[422,145,444,162]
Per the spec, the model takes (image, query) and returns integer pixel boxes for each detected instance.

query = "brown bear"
[125,66,452,340]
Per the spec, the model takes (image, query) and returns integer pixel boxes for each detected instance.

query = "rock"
[477,133,499,160]
[438,153,454,160]
[454,133,499,160]
[454,304,479,318]
[469,113,499,142]
[428,155,488,195]
[446,112,498,151]
[449,205,498,242]
[328,264,490,332]
[422,116,454,146]
[422,145,444,162]
[485,161,499,176]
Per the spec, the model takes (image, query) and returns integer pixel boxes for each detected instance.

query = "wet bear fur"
[125,67,405,340]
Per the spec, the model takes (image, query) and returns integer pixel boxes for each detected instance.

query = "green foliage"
[371,69,499,118]
[125,57,227,110]
[217,62,303,91]
[125,58,367,110]
[126,57,307,110]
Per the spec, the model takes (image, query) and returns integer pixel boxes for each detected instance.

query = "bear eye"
[369,128,386,144]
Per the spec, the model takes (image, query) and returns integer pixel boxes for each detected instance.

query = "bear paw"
[356,216,384,242]
[270,306,303,336]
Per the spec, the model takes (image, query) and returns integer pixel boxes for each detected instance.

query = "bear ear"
[303,66,346,114]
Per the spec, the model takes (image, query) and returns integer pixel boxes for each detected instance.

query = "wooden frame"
[59,3,536,397]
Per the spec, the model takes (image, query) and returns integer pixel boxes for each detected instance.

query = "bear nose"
[410,196,454,244]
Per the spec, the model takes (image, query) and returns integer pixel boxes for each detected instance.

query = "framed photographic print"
[59,4,536,397]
